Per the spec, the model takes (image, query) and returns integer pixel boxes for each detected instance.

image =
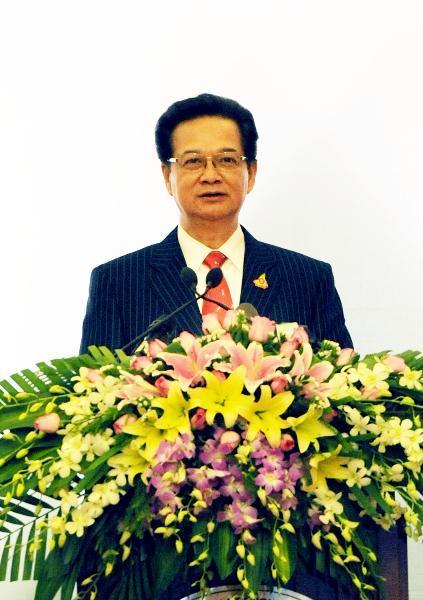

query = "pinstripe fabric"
[80,227,352,354]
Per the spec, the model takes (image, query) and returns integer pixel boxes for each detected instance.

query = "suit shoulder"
[92,246,148,271]
[91,238,174,275]
[91,229,178,274]
[258,240,332,273]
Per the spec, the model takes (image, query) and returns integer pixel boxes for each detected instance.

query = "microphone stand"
[120,288,231,354]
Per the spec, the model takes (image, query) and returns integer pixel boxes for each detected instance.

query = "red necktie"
[202,251,233,320]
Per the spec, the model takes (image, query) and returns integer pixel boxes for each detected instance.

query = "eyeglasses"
[168,152,247,172]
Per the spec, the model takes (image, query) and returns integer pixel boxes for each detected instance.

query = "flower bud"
[34,413,60,433]
[271,376,289,394]
[242,530,256,545]
[207,521,215,533]
[16,448,29,458]
[122,545,131,561]
[336,348,356,366]
[323,408,337,423]
[311,531,322,550]
[25,430,38,443]
[113,413,137,434]
[279,433,295,451]
[16,482,25,497]
[147,339,167,358]
[220,430,241,451]
[130,355,152,371]
[190,534,205,544]
[248,316,276,342]
[119,530,131,545]
[383,355,407,373]
[190,408,207,430]
[257,488,267,505]
[202,313,223,334]
[155,376,170,396]
[45,401,57,413]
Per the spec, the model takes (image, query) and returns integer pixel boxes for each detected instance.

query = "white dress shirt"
[177,225,245,311]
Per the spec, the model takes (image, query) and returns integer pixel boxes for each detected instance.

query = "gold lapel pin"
[253,273,268,289]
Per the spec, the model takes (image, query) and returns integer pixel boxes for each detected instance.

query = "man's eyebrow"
[179,147,240,155]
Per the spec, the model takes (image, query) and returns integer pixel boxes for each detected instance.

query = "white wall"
[0,1,422,598]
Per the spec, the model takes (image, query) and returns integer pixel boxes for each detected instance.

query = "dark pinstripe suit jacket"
[80,227,352,354]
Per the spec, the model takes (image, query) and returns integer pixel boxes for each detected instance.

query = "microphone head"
[180,267,198,291]
[237,302,259,318]
[206,267,223,289]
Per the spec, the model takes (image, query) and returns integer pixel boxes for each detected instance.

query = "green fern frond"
[0,346,130,586]
[0,493,57,582]
[0,347,129,404]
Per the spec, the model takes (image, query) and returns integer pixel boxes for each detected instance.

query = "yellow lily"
[152,381,191,434]
[283,405,336,453]
[188,366,253,428]
[238,385,294,447]
[123,415,179,461]
[108,442,149,485]
[303,445,352,492]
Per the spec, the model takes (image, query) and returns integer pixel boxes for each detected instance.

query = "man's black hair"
[155,93,258,165]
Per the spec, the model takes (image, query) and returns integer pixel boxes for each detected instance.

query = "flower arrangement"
[0,310,422,600]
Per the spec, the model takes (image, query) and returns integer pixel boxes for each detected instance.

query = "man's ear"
[247,160,257,194]
[161,163,173,196]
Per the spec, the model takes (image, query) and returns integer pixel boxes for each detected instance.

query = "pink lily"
[290,343,314,376]
[289,344,333,382]
[117,372,159,400]
[147,338,167,358]
[130,355,153,371]
[202,314,224,334]
[308,362,334,382]
[218,341,288,393]
[159,338,230,390]
[291,326,309,345]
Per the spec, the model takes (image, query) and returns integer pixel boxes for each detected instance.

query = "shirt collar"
[177,225,245,273]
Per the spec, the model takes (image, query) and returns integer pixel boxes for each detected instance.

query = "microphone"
[180,267,198,292]
[205,267,223,290]
[121,267,228,353]
[181,266,230,314]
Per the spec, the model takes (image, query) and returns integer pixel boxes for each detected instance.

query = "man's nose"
[199,157,222,182]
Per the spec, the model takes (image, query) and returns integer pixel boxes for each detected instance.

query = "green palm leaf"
[0,347,129,587]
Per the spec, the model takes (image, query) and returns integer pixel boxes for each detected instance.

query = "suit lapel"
[149,229,203,335]
[241,228,281,318]
[148,227,283,336]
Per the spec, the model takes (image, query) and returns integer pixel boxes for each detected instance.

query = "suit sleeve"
[79,265,124,354]
[313,263,353,348]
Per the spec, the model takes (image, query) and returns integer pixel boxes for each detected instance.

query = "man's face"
[162,116,257,231]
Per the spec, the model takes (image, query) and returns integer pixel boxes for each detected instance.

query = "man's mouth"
[198,192,227,199]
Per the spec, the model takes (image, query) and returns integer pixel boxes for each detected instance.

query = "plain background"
[0,1,422,598]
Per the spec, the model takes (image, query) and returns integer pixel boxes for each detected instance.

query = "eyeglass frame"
[167,151,248,172]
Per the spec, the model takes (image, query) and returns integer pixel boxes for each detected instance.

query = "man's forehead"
[171,115,243,153]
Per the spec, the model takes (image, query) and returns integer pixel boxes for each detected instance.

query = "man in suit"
[80,93,352,355]
[79,94,357,598]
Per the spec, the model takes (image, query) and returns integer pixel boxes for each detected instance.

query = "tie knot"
[203,251,227,269]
